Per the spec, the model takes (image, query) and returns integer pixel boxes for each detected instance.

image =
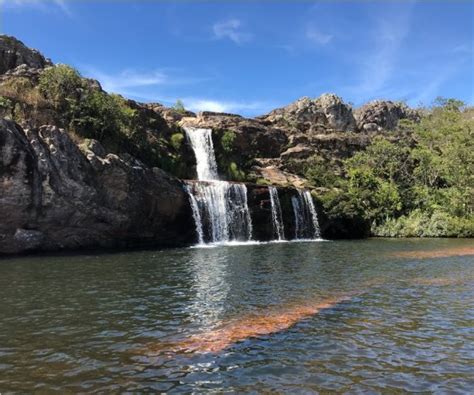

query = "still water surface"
[0,239,473,392]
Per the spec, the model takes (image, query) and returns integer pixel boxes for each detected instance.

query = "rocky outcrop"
[0,35,52,75]
[0,119,195,254]
[259,94,356,133]
[180,112,288,160]
[354,100,420,133]
[145,103,196,124]
[246,184,369,240]
[181,111,280,155]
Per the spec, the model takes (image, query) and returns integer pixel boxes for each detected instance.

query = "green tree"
[174,99,186,113]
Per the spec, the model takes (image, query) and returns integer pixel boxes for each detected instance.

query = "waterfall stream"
[183,127,253,244]
[269,186,285,240]
[183,126,321,244]
[292,190,321,240]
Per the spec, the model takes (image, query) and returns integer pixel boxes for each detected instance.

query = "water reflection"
[0,239,472,392]
[185,248,231,330]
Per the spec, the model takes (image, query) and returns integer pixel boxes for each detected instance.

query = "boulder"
[354,100,420,133]
[259,94,356,133]
[0,35,52,75]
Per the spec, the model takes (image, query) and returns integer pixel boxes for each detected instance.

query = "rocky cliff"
[0,119,195,253]
[0,35,420,253]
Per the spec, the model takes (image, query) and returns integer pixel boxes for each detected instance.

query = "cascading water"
[292,190,321,240]
[185,184,204,245]
[269,186,285,240]
[183,127,218,181]
[183,127,253,244]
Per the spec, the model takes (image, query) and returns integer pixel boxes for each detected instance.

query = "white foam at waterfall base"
[187,181,253,244]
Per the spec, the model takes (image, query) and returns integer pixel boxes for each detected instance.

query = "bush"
[227,161,246,181]
[0,77,45,108]
[374,210,474,238]
[170,132,184,150]
[221,130,236,153]
[0,96,12,110]
[173,99,186,113]
[38,65,83,111]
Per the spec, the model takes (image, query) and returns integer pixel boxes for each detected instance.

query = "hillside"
[0,35,472,253]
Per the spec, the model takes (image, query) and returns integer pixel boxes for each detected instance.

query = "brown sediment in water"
[147,294,354,355]
[392,246,474,259]
[410,277,471,286]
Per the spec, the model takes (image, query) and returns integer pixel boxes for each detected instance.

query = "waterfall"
[291,190,321,239]
[186,181,253,243]
[269,186,285,240]
[183,127,218,181]
[185,184,204,245]
[183,126,253,244]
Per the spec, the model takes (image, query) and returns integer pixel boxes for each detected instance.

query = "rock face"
[355,100,420,133]
[0,35,52,75]
[180,112,288,160]
[259,94,356,133]
[0,119,195,254]
[0,35,424,252]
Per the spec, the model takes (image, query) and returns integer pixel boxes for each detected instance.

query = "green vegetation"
[221,130,236,153]
[0,64,193,177]
[227,161,246,181]
[170,132,184,150]
[304,99,473,237]
[173,99,186,113]
[0,95,12,109]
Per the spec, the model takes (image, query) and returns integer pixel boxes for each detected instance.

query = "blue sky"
[1,0,473,116]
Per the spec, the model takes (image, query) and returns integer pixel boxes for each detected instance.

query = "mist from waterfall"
[292,190,321,240]
[269,186,285,240]
[183,127,253,244]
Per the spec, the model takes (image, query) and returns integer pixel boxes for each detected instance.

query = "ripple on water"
[0,238,472,392]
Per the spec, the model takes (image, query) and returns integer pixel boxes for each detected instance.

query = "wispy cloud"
[82,67,209,95]
[85,69,168,92]
[1,0,72,15]
[305,26,333,46]
[343,3,416,102]
[212,19,252,45]
[184,98,268,114]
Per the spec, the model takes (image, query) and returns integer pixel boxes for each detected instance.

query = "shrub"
[221,130,236,153]
[173,99,186,113]
[0,77,45,108]
[0,96,12,110]
[170,132,184,150]
[38,65,83,111]
[373,210,474,238]
[228,161,246,181]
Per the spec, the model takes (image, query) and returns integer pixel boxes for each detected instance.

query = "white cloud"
[82,67,210,96]
[184,98,270,115]
[305,26,333,45]
[343,3,415,102]
[86,69,168,92]
[212,19,252,45]
[1,0,71,15]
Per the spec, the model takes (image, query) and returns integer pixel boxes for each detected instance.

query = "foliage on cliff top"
[0,64,193,177]
[307,99,473,237]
